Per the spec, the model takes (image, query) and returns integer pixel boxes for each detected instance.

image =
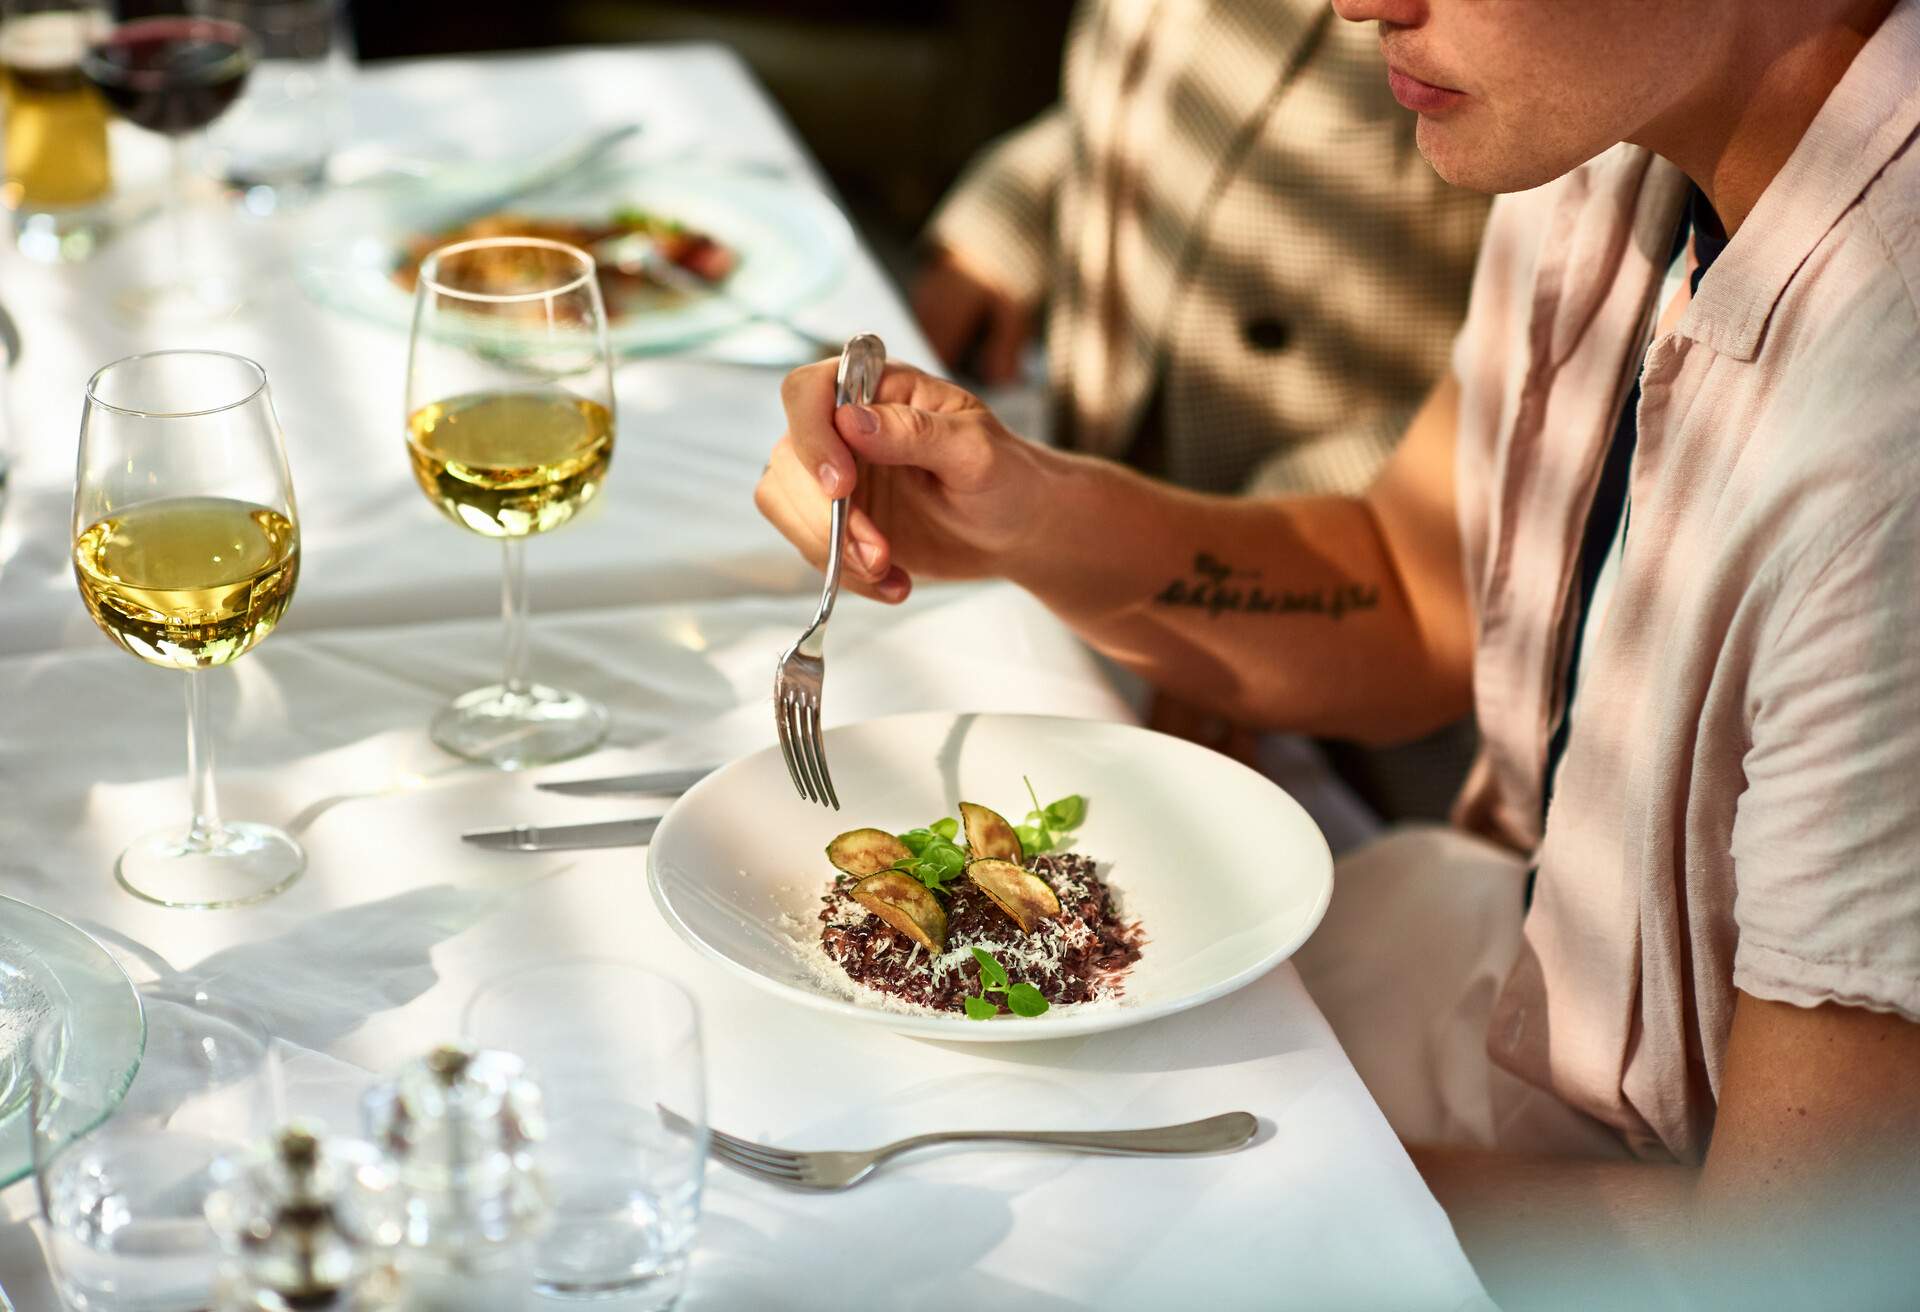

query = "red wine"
[81,17,251,136]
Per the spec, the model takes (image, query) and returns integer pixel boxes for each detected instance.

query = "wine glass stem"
[501,538,531,698]
[167,135,193,280]
[185,668,222,847]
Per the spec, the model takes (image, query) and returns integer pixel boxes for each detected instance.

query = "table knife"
[535,764,717,798]
[431,122,643,230]
[462,816,663,851]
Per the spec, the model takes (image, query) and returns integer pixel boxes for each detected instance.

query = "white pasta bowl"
[647,711,1334,1042]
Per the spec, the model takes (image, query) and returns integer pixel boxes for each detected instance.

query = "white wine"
[406,390,614,538]
[1,12,112,212]
[73,496,299,670]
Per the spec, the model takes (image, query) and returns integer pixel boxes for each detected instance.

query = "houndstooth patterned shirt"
[927,0,1491,496]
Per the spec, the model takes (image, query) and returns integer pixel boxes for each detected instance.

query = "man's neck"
[1632,0,1896,234]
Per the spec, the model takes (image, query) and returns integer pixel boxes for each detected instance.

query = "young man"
[758,0,1920,1303]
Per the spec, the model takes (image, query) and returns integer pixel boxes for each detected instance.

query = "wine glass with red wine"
[80,14,254,318]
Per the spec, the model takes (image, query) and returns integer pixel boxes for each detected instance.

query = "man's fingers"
[780,360,857,497]
[756,443,895,583]
[845,506,891,579]
[831,401,989,485]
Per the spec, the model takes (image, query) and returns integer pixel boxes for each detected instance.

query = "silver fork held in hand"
[774,333,886,810]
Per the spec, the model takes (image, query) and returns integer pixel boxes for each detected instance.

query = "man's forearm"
[1001,452,1471,743]
[1414,1146,1698,1308]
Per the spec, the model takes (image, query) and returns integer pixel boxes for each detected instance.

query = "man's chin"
[1415,118,1576,196]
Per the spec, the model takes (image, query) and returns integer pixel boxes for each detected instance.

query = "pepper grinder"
[363,1042,550,1310]
[206,1121,405,1311]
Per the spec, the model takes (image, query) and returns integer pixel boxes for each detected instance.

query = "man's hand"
[754,360,1054,604]
[910,245,1036,385]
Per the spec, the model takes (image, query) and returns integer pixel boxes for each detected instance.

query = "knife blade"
[462,815,663,851]
[535,764,717,798]
[431,122,643,231]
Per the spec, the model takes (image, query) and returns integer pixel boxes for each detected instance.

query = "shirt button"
[1242,316,1291,352]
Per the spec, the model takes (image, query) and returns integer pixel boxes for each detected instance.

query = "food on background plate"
[818,785,1143,1021]
[393,210,737,318]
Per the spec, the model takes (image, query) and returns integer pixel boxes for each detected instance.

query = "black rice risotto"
[819,853,1144,1013]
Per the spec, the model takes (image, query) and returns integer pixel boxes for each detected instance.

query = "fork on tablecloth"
[686,1111,1258,1191]
[772,332,884,811]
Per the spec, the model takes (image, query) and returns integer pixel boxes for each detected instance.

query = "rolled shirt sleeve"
[1731,491,1920,1020]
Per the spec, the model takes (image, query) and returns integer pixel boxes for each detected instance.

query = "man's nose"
[1331,0,1426,27]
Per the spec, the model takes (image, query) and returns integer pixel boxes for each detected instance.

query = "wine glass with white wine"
[72,349,304,907]
[405,236,616,769]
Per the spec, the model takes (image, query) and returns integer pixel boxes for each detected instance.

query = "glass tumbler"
[31,990,278,1312]
[463,960,706,1306]
[192,0,350,212]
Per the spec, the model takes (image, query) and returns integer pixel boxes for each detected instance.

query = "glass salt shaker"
[362,1042,550,1310]
[206,1121,405,1311]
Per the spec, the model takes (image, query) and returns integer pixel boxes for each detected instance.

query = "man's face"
[1331,0,1722,193]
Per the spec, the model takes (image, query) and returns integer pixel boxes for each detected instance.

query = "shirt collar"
[1680,0,1920,361]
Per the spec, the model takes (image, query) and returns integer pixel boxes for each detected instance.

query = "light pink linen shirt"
[1449,1,1920,1162]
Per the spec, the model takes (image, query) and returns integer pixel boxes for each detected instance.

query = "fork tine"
[782,686,818,804]
[706,1124,795,1159]
[707,1129,804,1169]
[800,696,839,811]
[790,692,827,805]
[709,1140,804,1181]
[773,681,809,801]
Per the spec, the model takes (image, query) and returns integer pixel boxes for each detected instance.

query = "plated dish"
[648,711,1334,1042]
[391,208,737,317]
[295,160,853,355]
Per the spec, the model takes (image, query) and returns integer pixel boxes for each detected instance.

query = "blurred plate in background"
[0,896,145,1187]
[294,159,854,355]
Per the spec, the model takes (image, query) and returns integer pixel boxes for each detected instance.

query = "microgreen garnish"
[962,946,1051,1021]
[1012,777,1087,856]
[889,819,968,893]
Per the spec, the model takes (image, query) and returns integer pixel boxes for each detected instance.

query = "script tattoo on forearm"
[1152,553,1381,621]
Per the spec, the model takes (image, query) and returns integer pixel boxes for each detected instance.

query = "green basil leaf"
[898,829,935,857]
[1014,823,1047,854]
[1045,795,1086,830]
[963,996,998,1022]
[1005,983,1050,1017]
[970,946,1010,992]
[931,817,959,840]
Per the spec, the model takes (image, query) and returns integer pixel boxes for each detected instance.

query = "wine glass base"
[115,822,305,909]
[432,683,610,771]
[116,274,244,323]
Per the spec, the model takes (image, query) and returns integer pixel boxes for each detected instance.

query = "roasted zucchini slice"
[850,872,948,953]
[959,801,1023,863]
[826,828,913,878]
[966,858,1061,933]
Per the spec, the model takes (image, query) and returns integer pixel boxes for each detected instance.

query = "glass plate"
[292,159,855,356]
[0,896,146,1187]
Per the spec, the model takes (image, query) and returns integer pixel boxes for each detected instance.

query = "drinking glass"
[405,237,616,771]
[32,990,278,1312]
[73,349,305,908]
[78,8,254,316]
[463,960,705,1305]
[191,0,349,213]
[0,0,113,263]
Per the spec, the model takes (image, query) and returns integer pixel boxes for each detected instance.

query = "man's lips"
[1387,65,1467,114]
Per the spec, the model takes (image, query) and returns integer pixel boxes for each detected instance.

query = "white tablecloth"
[0,44,928,658]
[0,585,1488,1311]
[0,44,1488,1312]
